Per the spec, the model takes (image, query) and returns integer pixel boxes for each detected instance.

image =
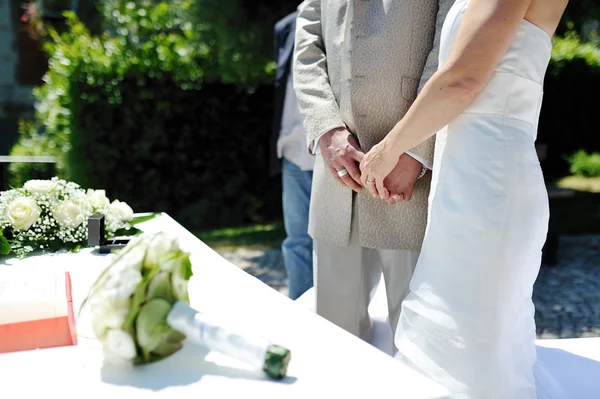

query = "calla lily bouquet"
[87,232,291,379]
[0,177,136,258]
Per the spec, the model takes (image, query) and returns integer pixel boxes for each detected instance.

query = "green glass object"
[263,344,291,379]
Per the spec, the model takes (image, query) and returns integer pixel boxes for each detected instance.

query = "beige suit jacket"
[293,0,453,251]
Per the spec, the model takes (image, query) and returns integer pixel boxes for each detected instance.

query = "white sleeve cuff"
[405,151,433,170]
[310,131,329,155]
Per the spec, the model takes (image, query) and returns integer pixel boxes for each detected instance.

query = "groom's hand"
[383,154,423,204]
[319,127,365,192]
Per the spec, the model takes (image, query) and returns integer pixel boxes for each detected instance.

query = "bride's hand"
[360,140,399,200]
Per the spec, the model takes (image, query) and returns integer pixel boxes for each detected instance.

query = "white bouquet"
[0,177,135,258]
[86,232,291,379]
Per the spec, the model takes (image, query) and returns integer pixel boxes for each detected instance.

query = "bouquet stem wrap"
[167,301,290,379]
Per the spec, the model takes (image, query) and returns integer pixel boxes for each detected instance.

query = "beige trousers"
[313,202,419,353]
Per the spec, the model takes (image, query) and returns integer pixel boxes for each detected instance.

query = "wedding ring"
[366,180,375,185]
[337,168,348,178]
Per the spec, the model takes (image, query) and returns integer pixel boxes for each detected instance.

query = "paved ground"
[534,235,600,338]
[218,235,600,339]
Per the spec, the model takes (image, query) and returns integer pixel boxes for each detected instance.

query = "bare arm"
[385,0,533,157]
[360,0,534,197]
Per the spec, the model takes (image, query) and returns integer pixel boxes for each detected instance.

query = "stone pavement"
[534,235,600,338]
[218,235,600,339]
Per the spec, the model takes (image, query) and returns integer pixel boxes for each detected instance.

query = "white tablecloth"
[0,214,449,399]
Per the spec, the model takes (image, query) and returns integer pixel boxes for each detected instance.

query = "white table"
[0,214,450,399]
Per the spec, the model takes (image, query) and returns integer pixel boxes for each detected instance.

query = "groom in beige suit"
[293,0,453,352]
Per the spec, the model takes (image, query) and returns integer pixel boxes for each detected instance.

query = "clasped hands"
[319,127,421,204]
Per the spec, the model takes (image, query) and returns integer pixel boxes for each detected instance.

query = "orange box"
[0,272,77,353]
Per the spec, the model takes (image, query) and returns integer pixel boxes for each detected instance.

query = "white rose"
[104,329,137,362]
[90,299,130,337]
[102,267,142,301]
[109,242,147,272]
[5,197,41,230]
[86,189,110,209]
[144,233,179,270]
[70,193,92,214]
[23,179,55,194]
[53,201,85,229]
[109,199,134,222]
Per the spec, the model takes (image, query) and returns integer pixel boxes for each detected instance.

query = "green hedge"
[10,6,282,229]
[70,78,280,228]
[539,35,600,176]
[73,0,299,82]
[568,150,600,178]
[548,35,600,74]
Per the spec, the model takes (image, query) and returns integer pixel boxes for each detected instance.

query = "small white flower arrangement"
[0,177,135,258]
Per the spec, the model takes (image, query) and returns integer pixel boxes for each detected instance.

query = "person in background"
[270,11,314,300]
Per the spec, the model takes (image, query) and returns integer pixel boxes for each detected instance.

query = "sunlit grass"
[556,176,600,193]
[194,222,285,251]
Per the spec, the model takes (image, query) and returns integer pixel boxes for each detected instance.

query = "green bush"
[72,0,299,84]
[568,150,600,178]
[549,35,600,75]
[539,35,600,177]
[10,3,282,229]
[70,78,280,228]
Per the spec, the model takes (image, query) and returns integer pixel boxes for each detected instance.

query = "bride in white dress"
[360,0,568,397]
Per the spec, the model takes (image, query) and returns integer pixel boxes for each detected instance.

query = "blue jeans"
[282,158,314,299]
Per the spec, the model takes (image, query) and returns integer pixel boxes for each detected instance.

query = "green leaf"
[152,324,185,356]
[130,212,162,226]
[135,298,174,360]
[162,327,186,344]
[123,266,159,331]
[178,253,193,280]
[153,337,183,357]
[0,233,11,255]
[170,253,192,302]
[123,279,149,332]
[171,271,189,302]
[145,271,174,303]
[112,226,143,237]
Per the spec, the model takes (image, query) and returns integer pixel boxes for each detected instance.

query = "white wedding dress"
[394,1,553,397]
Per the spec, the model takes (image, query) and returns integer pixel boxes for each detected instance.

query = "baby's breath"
[0,177,132,258]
